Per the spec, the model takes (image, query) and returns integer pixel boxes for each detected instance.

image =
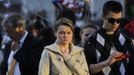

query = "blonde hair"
[55,18,74,32]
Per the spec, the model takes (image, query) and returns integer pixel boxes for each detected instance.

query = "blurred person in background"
[27,14,47,38]
[80,23,98,47]
[38,26,56,46]
[0,13,44,75]
[53,0,91,27]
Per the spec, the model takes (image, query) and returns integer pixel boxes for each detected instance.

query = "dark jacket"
[0,33,44,75]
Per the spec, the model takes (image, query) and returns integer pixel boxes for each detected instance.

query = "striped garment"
[84,28,134,75]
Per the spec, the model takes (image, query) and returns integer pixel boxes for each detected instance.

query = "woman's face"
[55,25,73,45]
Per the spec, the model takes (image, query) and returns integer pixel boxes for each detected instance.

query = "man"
[0,13,44,75]
[84,1,134,75]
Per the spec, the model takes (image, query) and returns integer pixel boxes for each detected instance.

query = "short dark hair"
[103,1,123,16]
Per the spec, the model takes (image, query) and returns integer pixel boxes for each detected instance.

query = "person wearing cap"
[84,1,134,75]
[38,18,90,75]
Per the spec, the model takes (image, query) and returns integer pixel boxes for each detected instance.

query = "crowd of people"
[0,0,134,75]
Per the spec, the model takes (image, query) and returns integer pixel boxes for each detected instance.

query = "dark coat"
[0,33,44,75]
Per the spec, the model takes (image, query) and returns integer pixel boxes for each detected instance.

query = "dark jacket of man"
[0,33,44,75]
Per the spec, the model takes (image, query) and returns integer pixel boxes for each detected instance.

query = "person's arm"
[89,50,123,74]
[89,60,108,74]
[38,49,50,75]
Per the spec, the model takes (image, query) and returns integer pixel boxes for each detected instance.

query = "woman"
[38,18,89,75]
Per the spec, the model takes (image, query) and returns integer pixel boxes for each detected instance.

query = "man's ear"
[16,26,23,32]
[16,23,24,32]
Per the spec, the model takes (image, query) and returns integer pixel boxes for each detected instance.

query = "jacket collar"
[45,42,84,56]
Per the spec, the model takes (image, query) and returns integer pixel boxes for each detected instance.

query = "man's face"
[2,24,19,40]
[103,11,122,32]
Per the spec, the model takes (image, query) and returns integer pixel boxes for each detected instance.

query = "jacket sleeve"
[38,49,50,75]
